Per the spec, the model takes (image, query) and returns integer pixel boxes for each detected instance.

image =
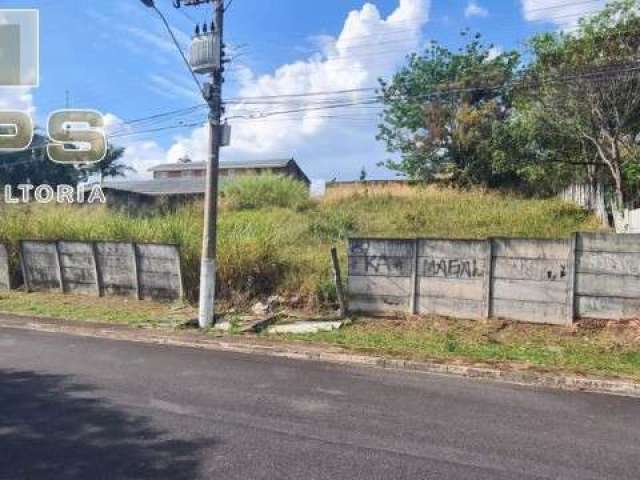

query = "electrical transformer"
[189,31,220,75]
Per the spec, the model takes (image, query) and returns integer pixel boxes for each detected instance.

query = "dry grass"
[324,182,420,202]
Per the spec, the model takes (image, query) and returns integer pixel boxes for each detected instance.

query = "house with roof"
[101,157,310,211]
[149,157,310,185]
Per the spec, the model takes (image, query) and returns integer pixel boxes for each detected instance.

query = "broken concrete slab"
[267,321,344,335]
[239,315,278,334]
[214,321,231,332]
[213,315,278,334]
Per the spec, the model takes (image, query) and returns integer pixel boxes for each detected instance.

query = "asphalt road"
[0,328,639,479]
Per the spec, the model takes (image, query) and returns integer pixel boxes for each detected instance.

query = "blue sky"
[0,0,608,181]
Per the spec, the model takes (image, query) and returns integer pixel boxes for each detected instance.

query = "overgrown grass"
[288,317,640,381]
[222,174,311,211]
[0,181,605,306]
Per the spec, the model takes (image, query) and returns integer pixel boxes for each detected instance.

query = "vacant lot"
[0,181,604,306]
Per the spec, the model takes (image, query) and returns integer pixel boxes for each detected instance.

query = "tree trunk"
[611,167,628,233]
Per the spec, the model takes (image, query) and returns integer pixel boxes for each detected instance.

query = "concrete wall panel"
[0,245,10,291]
[19,240,183,302]
[136,244,183,301]
[21,241,61,292]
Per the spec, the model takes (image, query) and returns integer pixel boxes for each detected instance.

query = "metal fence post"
[19,242,30,293]
[482,239,494,319]
[331,246,348,318]
[91,242,102,297]
[565,233,578,326]
[54,241,64,293]
[409,238,419,315]
[131,243,141,301]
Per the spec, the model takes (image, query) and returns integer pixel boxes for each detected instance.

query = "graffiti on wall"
[421,258,483,279]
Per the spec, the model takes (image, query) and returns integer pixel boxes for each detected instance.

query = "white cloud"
[487,46,503,60]
[465,1,489,18]
[165,0,431,180]
[103,113,169,178]
[521,0,607,28]
[0,87,36,116]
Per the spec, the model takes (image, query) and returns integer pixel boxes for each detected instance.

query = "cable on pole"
[150,4,205,97]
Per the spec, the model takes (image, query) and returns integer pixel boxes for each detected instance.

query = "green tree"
[377,33,520,187]
[524,0,640,210]
[0,137,132,187]
[491,99,598,197]
[0,134,85,187]
[85,145,134,183]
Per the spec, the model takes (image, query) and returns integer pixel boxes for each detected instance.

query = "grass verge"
[284,316,640,381]
[1,291,639,383]
[0,291,195,328]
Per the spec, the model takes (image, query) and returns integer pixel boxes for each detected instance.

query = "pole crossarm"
[173,0,213,7]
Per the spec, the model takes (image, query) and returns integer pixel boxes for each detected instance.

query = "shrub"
[309,210,356,242]
[223,174,311,211]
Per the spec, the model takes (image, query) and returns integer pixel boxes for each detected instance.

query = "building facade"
[101,158,310,212]
[149,158,310,186]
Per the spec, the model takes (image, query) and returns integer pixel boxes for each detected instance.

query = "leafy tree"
[491,99,599,196]
[524,0,640,210]
[0,134,85,187]
[0,136,132,187]
[377,33,520,187]
[359,166,367,182]
[85,145,134,183]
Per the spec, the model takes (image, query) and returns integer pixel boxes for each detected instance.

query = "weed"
[222,174,311,211]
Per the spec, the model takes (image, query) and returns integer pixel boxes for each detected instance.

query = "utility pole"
[140,0,226,328]
[199,0,225,328]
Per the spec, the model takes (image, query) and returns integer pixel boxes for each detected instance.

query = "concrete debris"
[267,295,285,306]
[267,321,344,335]
[251,295,285,317]
[213,315,278,334]
[251,302,270,316]
[214,321,231,332]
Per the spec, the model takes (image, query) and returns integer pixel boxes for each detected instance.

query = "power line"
[225,86,377,103]
[108,59,640,139]
[61,1,631,130]
[150,3,204,95]
[526,0,605,14]
[109,121,206,139]
[106,104,208,136]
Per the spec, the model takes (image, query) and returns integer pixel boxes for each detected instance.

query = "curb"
[1,313,640,398]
